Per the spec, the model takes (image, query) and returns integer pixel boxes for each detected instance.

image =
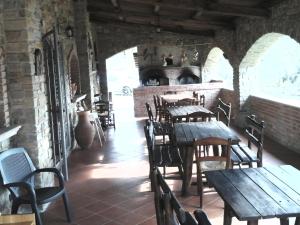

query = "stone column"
[74,0,93,107]
[98,57,108,100]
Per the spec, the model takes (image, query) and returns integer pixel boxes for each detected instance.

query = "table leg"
[181,146,193,196]
[247,220,258,225]
[279,218,289,225]
[223,203,232,225]
[295,217,300,225]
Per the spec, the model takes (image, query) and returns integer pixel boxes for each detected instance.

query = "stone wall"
[0,0,79,213]
[133,82,223,117]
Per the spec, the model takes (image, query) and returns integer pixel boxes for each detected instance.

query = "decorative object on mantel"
[0,125,22,143]
[74,111,95,149]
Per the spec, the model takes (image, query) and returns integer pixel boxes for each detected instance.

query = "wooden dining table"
[205,165,300,225]
[167,105,214,123]
[174,121,240,195]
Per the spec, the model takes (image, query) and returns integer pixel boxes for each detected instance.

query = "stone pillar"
[98,57,108,100]
[74,0,93,107]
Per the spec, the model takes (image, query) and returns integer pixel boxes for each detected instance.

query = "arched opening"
[106,47,140,120]
[240,33,300,106]
[202,47,233,90]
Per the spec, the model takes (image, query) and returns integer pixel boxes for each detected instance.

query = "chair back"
[153,168,201,225]
[164,91,177,95]
[245,114,265,165]
[193,92,205,107]
[216,98,231,127]
[187,111,212,122]
[145,102,155,121]
[193,137,232,171]
[0,148,36,197]
[153,95,158,110]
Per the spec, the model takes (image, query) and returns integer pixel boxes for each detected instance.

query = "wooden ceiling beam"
[90,14,215,37]
[87,9,235,30]
[99,0,270,18]
[206,3,271,18]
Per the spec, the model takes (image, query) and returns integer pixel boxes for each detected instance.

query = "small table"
[167,105,214,123]
[205,165,300,225]
[174,121,240,195]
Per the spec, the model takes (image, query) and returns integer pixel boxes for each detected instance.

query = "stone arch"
[202,47,233,90]
[67,46,80,97]
[239,32,300,107]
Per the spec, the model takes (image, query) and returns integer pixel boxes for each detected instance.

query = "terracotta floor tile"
[76,214,111,225]
[99,206,130,220]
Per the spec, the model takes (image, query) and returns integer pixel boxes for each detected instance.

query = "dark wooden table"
[205,165,300,225]
[167,105,214,123]
[174,121,240,195]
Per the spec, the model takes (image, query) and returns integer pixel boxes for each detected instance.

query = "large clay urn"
[75,111,95,149]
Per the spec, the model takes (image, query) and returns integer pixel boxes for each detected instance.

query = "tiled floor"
[44,96,300,225]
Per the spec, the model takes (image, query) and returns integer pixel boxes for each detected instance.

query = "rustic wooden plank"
[205,170,261,220]
[256,167,300,205]
[265,166,300,195]
[174,123,188,145]
[243,168,300,216]
[222,169,286,219]
[231,144,252,163]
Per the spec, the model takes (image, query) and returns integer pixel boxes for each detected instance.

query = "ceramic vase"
[74,111,95,149]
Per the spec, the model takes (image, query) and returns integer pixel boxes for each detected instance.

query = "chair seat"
[153,144,182,167]
[231,143,258,165]
[200,161,226,172]
[22,187,64,204]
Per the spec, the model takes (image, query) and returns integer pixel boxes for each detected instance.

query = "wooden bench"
[231,114,265,168]
[153,168,212,225]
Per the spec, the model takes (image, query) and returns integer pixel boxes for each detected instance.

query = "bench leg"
[247,220,258,225]
[279,218,289,225]
[295,217,300,225]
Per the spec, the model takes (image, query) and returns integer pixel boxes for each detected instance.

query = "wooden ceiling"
[87,0,282,37]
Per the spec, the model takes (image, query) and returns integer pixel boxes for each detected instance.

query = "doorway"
[43,28,71,179]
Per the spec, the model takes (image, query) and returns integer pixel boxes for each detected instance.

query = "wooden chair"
[95,100,115,129]
[144,122,183,189]
[231,114,265,168]
[145,102,172,143]
[153,168,212,225]
[186,111,213,122]
[193,137,232,208]
[0,148,71,225]
[193,92,205,107]
[216,98,231,127]
[153,95,160,121]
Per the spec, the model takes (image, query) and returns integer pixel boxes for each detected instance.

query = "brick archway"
[239,32,300,107]
[202,47,233,90]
